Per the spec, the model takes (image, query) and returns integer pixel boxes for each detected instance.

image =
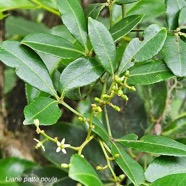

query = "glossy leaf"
[35,0,58,10]
[112,143,145,185]
[23,96,61,125]
[163,35,186,77]
[21,33,84,59]
[25,83,49,104]
[150,174,186,186]
[0,157,36,185]
[60,58,104,95]
[4,68,16,94]
[179,7,186,27]
[0,41,57,96]
[85,3,105,19]
[118,24,167,74]
[128,61,174,85]
[51,25,76,43]
[110,14,144,42]
[145,156,186,182]
[83,113,110,142]
[126,0,165,22]
[166,0,186,30]
[117,135,186,157]
[6,16,50,37]
[69,155,103,186]
[88,17,116,74]
[163,113,186,136]
[0,0,35,12]
[57,0,87,49]
[116,0,139,4]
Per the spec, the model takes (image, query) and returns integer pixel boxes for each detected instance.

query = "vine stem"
[99,140,117,182]
[31,0,60,16]
[78,135,95,155]
[108,3,114,27]
[60,101,82,117]
[104,105,112,137]
[122,4,126,18]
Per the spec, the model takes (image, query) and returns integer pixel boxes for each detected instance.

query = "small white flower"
[56,138,70,154]
[33,138,45,151]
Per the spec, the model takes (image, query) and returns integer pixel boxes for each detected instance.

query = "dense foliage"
[1,0,186,185]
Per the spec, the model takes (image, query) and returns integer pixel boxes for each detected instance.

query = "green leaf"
[118,24,167,74]
[21,33,84,59]
[0,41,57,96]
[145,156,186,182]
[117,135,186,157]
[163,113,186,136]
[0,157,36,184]
[83,113,110,142]
[111,143,145,186]
[4,68,16,94]
[127,61,174,85]
[35,0,58,10]
[179,7,186,27]
[5,16,50,37]
[88,17,116,74]
[165,0,186,30]
[0,0,35,12]
[57,0,87,49]
[110,14,144,42]
[25,83,49,104]
[60,58,104,95]
[116,0,139,5]
[69,155,103,186]
[23,96,61,125]
[85,3,106,19]
[126,0,165,22]
[163,35,186,77]
[51,25,76,43]
[150,174,186,186]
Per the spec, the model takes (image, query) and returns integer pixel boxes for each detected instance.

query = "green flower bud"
[97,106,102,113]
[125,70,130,77]
[130,86,136,91]
[121,94,129,101]
[96,166,103,171]
[117,89,123,96]
[78,116,85,122]
[114,154,120,159]
[94,97,100,102]
[119,174,125,181]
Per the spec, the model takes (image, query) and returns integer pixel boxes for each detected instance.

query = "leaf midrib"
[111,15,141,39]
[119,28,165,74]
[62,63,102,94]
[90,19,115,74]
[120,139,186,154]
[66,0,87,49]
[130,68,168,76]
[22,41,84,55]
[26,100,58,122]
[114,144,137,184]
[3,47,56,96]
[71,172,102,185]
